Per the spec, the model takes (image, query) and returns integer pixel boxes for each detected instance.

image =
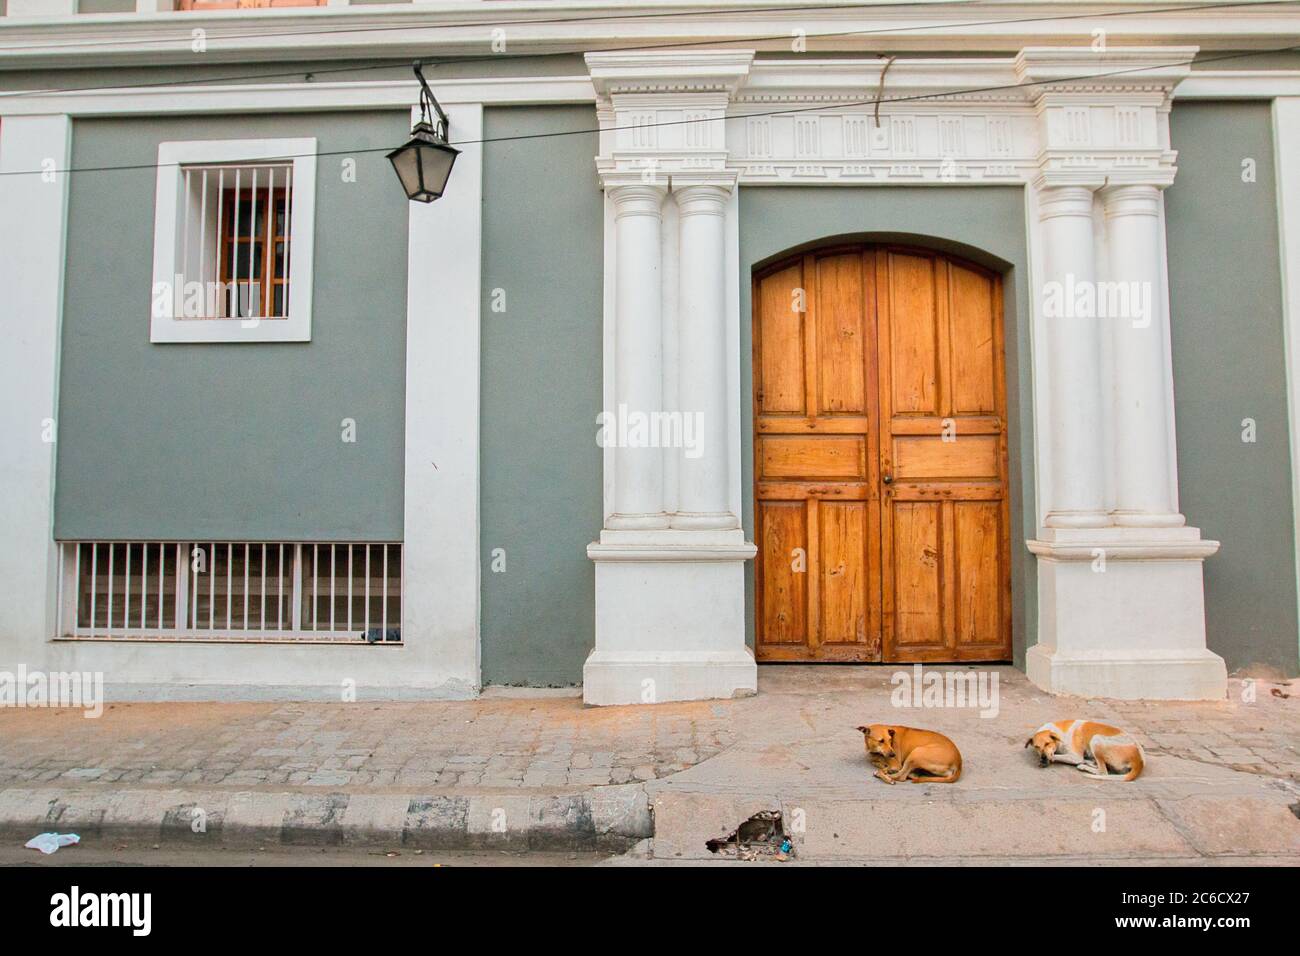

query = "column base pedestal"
[1027,527,1226,701]
[584,530,757,705]
[1026,644,1226,701]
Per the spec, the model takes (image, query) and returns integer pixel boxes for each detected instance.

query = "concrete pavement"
[1,667,1297,863]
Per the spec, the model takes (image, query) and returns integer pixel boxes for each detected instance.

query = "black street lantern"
[388,62,460,203]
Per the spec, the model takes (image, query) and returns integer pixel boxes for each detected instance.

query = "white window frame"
[150,137,317,343]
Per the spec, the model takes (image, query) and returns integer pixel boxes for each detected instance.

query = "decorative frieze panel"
[589,48,1191,186]
[728,108,1039,184]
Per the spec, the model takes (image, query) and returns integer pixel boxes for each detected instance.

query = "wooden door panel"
[755,250,881,661]
[757,263,807,414]
[760,436,867,480]
[877,250,1010,663]
[948,264,999,415]
[885,252,940,416]
[816,252,868,414]
[891,501,944,647]
[954,500,1004,648]
[818,501,871,646]
[893,435,1001,480]
[758,501,808,644]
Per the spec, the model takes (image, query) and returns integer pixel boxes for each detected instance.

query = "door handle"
[882,474,893,485]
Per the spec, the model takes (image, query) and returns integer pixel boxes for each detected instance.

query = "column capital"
[1101,182,1164,218]
[606,179,668,220]
[1035,183,1098,221]
[672,176,735,217]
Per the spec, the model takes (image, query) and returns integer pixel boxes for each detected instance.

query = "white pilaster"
[1018,47,1225,700]
[671,178,737,531]
[584,51,757,705]
[1275,97,1300,660]
[1103,183,1183,527]
[0,115,71,675]
[402,103,483,696]
[607,180,671,531]
[1037,183,1109,529]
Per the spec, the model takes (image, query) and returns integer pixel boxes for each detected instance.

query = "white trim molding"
[402,102,484,698]
[149,137,317,343]
[1274,96,1300,670]
[0,114,71,676]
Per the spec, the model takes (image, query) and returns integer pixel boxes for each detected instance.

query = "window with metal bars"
[176,163,294,321]
[55,542,401,644]
[150,138,316,343]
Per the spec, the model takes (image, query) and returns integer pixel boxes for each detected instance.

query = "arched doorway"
[753,243,1011,663]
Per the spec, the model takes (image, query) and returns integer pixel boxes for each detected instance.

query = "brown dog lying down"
[857,724,963,784]
[1025,720,1145,781]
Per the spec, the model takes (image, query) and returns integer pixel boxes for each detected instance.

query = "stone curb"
[0,784,653,852]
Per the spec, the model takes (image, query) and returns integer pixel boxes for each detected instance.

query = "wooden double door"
[754,244,1011,663]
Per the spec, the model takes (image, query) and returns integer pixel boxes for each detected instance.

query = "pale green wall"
[55,111,412,541]
[479,106,604,686]
[1166,101,1299,676]
[738,187,1037,665]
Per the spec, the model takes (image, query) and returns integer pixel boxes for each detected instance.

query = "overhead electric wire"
[1,0,1298,101]
[2,42,1295,179]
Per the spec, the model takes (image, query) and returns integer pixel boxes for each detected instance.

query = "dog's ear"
[1024,737,1034,749]
[855,725,868,734]
[887,728,895,740]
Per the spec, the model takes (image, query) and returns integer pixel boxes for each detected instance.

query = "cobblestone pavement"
[0,694,736,793]
[0,668,1296,796]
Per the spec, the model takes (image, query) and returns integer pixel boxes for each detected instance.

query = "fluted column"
[671,182,737,530]
[607,182,670,530]
[1038,184,1109,529]
[1103,183,1183,527]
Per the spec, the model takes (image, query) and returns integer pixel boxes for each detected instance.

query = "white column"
[607,182,670,530]
[585,50,757,706]
[0,114,70,675]
[671,181,736,530]
[1019,46,1225,701]
[1038,184,1109,529]
[1104,184,1183,527]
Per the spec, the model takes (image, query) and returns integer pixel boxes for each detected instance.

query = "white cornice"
[0,4,1297,68]
[1174,69,1300,97]
[586,49,754,96]
[1015,45,1197,91]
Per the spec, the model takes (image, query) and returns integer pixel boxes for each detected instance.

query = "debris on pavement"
[25,832,80,855]
[705,810,793,861]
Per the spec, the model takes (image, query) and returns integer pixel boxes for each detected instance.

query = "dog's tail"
[1094,748,1144,781]
[910,756,962,784]
[1120,748,1144,781]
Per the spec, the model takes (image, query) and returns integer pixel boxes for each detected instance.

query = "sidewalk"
[1,667,1297,863]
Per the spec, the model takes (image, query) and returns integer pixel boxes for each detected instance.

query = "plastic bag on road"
[24,832,80,855]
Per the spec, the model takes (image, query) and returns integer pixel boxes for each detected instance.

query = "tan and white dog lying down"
[857,724,963,784]
[1025,720,1146,781]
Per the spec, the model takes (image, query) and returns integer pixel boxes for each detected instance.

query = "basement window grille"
[55,542,401,644]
